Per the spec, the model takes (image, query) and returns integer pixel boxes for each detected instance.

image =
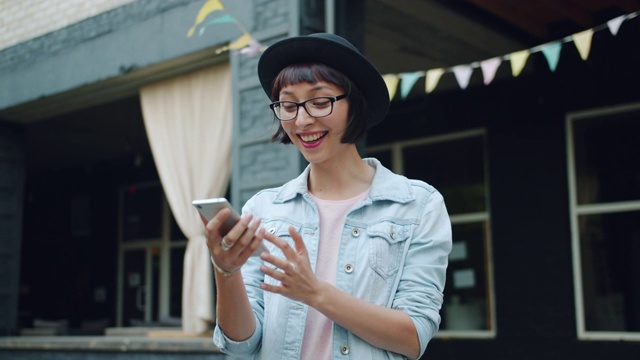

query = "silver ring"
[288,262,296,272]
[220,238,233,251]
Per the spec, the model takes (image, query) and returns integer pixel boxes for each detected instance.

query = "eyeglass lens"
[273,97,335,121]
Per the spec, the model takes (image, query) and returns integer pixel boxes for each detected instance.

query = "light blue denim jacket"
[214,158,451,359]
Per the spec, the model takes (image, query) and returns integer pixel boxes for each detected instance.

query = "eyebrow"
[279,85,334,96]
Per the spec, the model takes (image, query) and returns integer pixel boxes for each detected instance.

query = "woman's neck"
[307,149,374,200]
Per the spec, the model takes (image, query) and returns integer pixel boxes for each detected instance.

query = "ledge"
[0,333,221,354]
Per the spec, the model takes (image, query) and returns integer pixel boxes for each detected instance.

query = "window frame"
[367,128,496,339]
[566,102,640,341]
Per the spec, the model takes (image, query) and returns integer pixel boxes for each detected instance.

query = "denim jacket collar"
[273,158,415,204]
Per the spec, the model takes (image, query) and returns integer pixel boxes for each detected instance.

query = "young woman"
[204,33,451,360]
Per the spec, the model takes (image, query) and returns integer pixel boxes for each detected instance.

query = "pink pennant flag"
[239,39,264,57]
[573,29,594,60]
[425,68,445,94]
[607,15,625,35]
[452,65,473,90]
[480,57,501,85]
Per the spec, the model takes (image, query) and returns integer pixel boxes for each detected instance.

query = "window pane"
[368,149,392,170]
[441,222,491,330]
[573,111,640,204]
[122,185,162,241]
[170,247,186,318]
[579,211,640,331]
[403,136,486,214]
[170,212,186,242]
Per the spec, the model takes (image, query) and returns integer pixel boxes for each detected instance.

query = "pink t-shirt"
[300,188,370,360]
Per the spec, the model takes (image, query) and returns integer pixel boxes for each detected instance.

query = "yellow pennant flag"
[510,49,530,77]
[216,32,253,54]
[187,0,225,37]
[383,74,400,100]
[573,29,594,60]
[425,68,445,93]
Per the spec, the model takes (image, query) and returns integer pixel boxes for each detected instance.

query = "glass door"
[121,247,161,326]
[116,182,187,327]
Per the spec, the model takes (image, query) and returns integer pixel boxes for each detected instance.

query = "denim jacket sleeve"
[394,183,451,359]
[212,195,266,357]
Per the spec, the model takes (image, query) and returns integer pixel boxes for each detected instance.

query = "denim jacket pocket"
[367,221,411,279]
[261,219,300,284]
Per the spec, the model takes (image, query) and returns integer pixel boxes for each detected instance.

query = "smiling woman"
[201,33,452,360]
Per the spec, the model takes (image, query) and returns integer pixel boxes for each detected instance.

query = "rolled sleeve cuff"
[213,322,262,356]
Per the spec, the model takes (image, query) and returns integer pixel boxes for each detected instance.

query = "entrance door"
[121,246,160,326]
[117,182,163,327]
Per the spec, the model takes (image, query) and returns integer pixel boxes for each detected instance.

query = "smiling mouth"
[299,132,328,143]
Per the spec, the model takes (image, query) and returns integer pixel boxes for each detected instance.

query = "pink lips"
[298,132,328,149]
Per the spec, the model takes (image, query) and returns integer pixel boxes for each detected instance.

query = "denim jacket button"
[344,264,354,273]
[340,344,350,355]
[351,228,360,237]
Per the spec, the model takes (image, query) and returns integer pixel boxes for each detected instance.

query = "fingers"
[288,226,307,255]
[263,226,305,258]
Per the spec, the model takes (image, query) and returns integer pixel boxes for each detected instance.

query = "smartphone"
[192,197,268,256]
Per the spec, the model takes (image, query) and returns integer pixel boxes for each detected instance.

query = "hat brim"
[257,34,389,128]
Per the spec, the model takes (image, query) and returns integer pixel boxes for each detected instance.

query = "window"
[567,103,640,340]
[367,129,495,338]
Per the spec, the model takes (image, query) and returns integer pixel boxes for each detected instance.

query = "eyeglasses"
[269,94,348,121]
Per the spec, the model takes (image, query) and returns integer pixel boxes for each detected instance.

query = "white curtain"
[140,63,232,334]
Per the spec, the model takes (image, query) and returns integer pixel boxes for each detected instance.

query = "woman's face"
[278,81,351,165]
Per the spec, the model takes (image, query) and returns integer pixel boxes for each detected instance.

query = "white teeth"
[300,133,326,142]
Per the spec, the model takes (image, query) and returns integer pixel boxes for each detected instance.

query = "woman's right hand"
[204,208,265,275]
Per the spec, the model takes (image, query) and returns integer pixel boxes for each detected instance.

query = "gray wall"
[0,0,253,121]
[230,0,304,209]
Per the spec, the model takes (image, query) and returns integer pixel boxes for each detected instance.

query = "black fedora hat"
[257,33,389,128]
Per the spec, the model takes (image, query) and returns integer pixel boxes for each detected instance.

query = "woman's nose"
[295,105,315,128]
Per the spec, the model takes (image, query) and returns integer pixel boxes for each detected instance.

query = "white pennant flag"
[607,15,625,35]
[452,65,473,90]
[480,57,501,85]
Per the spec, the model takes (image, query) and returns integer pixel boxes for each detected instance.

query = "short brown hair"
[269,63,370,144]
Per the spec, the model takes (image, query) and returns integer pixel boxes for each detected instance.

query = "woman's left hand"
[259,226,323,305]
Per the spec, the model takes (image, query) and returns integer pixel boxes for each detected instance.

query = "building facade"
[1,0,639,359]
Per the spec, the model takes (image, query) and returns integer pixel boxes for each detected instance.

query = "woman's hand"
[259,226,324,305]
[203,208,265,275]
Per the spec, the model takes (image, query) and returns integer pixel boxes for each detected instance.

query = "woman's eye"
[311,99,331,108]
[281,103,297,111]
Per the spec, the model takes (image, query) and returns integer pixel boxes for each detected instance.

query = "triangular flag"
[480,57,501,85]
[541,41,562,72]
[383,74,400,100]
[198,14,237,36]
[216,32,253,54]
[399,71,422,99]
[239,39,264,57]
[510,49,530,77]
[425,68,445,94]
[452,65,473,90]
[187,0,225,37]
[607,15,625,35]
[573,29,594,60]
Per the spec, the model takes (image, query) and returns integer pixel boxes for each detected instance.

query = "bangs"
[270,63,348,100]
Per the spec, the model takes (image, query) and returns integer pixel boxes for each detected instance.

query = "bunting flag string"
[187,3,637,101]
[387,11,639,100]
